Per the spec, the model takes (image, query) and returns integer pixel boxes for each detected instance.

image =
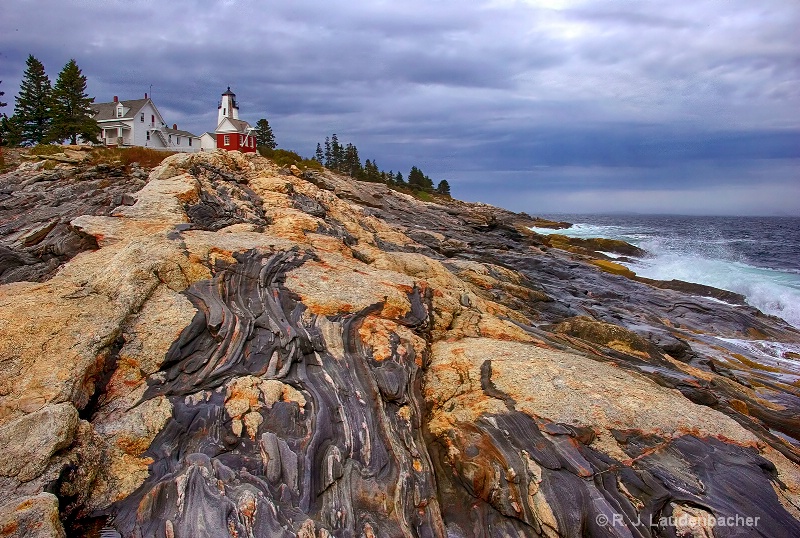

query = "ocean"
[530,214,800,330]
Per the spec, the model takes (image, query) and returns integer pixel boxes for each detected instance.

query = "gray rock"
[0,403,78,482]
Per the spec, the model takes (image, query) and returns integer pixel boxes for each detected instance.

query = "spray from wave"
[530,219,800,329]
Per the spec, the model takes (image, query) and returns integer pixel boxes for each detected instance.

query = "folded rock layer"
[0,150,799,537]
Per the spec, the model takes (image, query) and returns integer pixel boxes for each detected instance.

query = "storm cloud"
[1,0,798,215]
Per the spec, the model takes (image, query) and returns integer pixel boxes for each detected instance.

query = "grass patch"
[90,147,176,169]
[29,144,64,156]
[258,147,323,171]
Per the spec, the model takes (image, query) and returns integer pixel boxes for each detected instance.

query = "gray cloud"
[1,0,798,215]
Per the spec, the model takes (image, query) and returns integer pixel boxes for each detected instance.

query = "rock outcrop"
[0,149,799,537]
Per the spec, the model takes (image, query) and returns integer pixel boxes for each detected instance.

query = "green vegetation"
[258,147,323,171]
[90,146,175,170]
[255,118,276,149]
[4,55,99,147]
[48,59,99,145]
[0,79,5,167]
[315,133,454,200]
[29,144,63,156]
[12,55,53,146]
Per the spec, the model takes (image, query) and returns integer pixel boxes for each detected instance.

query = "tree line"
[0,55,99,147]
[312,134,451,196]
[249,124,453,197]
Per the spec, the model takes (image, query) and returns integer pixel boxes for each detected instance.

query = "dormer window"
[116,106,123,118]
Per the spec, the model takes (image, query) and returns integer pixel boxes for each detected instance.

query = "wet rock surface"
[0,149,798,537]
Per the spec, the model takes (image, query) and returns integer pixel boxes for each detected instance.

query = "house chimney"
[173,124,177,130]
[113,96,118,103]
[144,92,148,99]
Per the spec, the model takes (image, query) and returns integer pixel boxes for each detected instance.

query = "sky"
[1,0,798,215]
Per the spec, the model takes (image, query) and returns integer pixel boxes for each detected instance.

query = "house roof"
[91,98,149,121]
[216,118,253,134]
[164,126,199,138]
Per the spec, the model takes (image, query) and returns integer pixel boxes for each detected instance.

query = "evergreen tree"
[314,142,324,164]
[48,59,99,144]
[1,115,22,147]
[408,166,424,188]
[343,143,361,177]
[395,171,405,186]
[255,118,277,149]
[330,134,343,171]
[436,179,451,196]
[363,159,382,182]
[324,136,332,167]
[0,80,7,148]
[14,55,53,146]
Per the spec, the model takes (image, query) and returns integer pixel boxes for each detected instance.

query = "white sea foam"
[533,220,800,329]
[625,242,800,329]
[717,338,800,374]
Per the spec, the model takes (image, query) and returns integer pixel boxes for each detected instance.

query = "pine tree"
[48,59,99,144]
[343,143,361,177]
[1,115,22,147]
[436,179,451,196]
[324,136,332,167]
[330,134,343,171]
[14,55,53,146]
[255,118,277,149]
[395,171,405,186]
[0,80,7,149]
[315,143,324,163]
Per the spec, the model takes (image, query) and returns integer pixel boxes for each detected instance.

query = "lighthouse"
[218,86,239,123]
[209,86,256,153]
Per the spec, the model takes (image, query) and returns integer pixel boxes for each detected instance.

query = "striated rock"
[0,149,799,537]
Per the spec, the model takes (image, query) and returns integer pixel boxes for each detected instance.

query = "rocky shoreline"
[0,149,798,537]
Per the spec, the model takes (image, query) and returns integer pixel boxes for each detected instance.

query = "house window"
[117,107,123,118]
[223,108,226,116]
[188,138,192,146]
[169,134,172,144]
[240,135,244,145]
[140,113,144,122]
[151,115,155,125]
[146,131,150,141]
[177,136,181,145]
[224,135,230,146]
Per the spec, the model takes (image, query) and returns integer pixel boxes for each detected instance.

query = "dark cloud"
[1,0,798,215]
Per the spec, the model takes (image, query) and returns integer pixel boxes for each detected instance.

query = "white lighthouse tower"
[217,86,239,124]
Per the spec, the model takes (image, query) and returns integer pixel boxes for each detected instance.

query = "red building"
[209,87,256,153]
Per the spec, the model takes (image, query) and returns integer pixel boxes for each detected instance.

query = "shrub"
[414,190,432,202]
[258,147,323,171]
[29,144,63,156]
[90,147,175,170]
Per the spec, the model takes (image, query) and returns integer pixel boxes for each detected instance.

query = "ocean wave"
[534,216,800,329]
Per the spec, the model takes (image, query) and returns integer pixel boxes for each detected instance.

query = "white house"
[90,95,200,152]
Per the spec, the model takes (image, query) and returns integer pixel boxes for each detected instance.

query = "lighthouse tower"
[211,86,256,153]
[218,86,239,124]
